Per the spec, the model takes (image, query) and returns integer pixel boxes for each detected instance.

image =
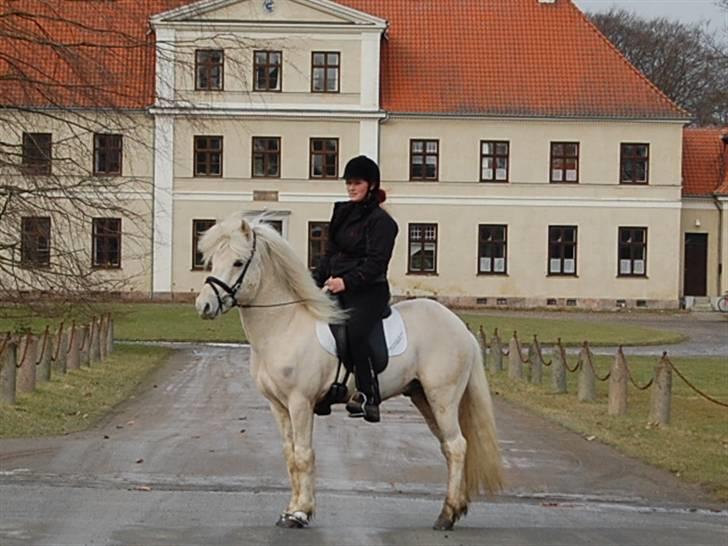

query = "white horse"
[195,213,503,530]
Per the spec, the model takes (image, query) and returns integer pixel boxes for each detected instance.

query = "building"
[2,0,726,309]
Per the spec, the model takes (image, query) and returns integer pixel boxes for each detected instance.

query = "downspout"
[714,133,728,296]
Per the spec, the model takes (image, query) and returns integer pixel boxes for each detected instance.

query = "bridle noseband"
[205,231,258,315]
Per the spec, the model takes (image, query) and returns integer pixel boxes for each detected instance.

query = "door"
[684,233,708,297]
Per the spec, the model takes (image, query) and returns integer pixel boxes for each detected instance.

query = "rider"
[313,155,398,423]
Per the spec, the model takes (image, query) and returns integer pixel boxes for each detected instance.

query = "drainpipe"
[714,134,728,297]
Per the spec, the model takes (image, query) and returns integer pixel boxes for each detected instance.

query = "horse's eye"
[233,260,244,268]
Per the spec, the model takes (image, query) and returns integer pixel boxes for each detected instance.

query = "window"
[308,222,329,270]
[480,141,509,182]
[21,217,51,267]
[252,137,280,178]
[618,227,647,277]
[408,223,438,274]
[192,219,216,270]
[550,142,579,183]
[92,218,121,268]
[620,143,649,184]
[195,49,224,91]
[93,134,122,175]
[22,133,51,174]
[478,225,507,275]
[311,52,340,93]
[254,50,282,91]
[410,140,439,181]
[548,226,578,276]
[310,138,338,179]
[194,136,222,177]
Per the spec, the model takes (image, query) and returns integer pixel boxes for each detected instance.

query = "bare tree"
[590,8,728,126]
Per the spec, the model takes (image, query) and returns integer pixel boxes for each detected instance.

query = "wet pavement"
[0,345,726,546]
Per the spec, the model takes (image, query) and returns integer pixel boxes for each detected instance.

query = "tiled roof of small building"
[682,128,728,197]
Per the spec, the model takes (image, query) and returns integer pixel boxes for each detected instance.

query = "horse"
[194,213,503,530]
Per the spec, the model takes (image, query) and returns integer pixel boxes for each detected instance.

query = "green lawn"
[0,303,685,346]
[0,345,170,438]
[487,355,728,501]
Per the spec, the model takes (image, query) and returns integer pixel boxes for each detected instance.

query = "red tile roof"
[682,128,728,197]
[1,0,689,119]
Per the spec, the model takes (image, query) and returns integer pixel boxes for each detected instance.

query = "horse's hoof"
[433,514,454,531]
[275,512,308,529]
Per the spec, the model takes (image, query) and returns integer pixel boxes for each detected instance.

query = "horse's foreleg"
[267,400,300,515]
[287,395,316,523]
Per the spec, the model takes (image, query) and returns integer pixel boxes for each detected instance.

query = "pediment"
[152,0,386,27]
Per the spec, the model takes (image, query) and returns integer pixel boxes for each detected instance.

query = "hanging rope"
[35,326,50,366]
[66,321,76,355]
[557,339,580,373]
[513,332,531,365]
[584,342,610,382]
[16,333,32,369]
[533,335,552,366]
[494,328,510,356]
[663,353,728,408]
[52,322,65,363]
[619,347,654,391]
[0,333,10,361]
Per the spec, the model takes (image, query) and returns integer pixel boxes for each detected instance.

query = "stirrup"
[346,392,367,417]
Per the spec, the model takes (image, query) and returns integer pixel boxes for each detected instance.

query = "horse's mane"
[199,213,344,324]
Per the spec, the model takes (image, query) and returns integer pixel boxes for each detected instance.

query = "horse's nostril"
[204,302,211,315]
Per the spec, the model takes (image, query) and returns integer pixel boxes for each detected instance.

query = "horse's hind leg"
[408,386,443,444]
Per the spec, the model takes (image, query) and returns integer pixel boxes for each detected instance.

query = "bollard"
[649,355,672,427]
[0,339,17,405]
[90,317,101,364]
[37,327,52,383]
[508,333,523,381]
[106,316,114,355]
[53,329,68,374]
[608,347,629,416]
[551,342,567,394]
[577,345,596,402]
[529,337,543,385]
[489,330,504,373]
[67,323,81,371]
[99,316,108,361]
[80,325,91,367]
[17,334,38,394]
[478,326,488,371]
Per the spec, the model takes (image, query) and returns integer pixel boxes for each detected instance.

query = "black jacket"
[313,198,398,293]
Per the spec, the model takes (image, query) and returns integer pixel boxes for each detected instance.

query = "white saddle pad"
[315,307,408,358]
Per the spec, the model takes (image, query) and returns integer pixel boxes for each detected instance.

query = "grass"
[0,303,685,346]
[0,345,170,438]
[487,354,728,501]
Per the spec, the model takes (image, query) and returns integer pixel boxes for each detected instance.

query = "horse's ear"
[240,219,252,238]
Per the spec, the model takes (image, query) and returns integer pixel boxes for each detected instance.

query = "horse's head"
[195,216,262,319]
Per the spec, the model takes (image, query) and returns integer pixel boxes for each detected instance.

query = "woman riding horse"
[313,155,398,423]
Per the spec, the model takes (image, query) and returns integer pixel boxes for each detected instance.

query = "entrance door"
[684,233,708,297]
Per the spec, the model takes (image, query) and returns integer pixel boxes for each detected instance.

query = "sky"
[574,0,727,30]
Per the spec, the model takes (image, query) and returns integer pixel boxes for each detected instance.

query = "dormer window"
[254,51,282,92]
[311,52,340,93]
[195,49,224,91]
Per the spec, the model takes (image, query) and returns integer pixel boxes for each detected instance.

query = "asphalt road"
[0,346,726,546]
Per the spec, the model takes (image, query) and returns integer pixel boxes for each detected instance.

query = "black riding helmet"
[343,155,380,188]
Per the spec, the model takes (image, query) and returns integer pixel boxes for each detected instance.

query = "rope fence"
[468,322,728,427]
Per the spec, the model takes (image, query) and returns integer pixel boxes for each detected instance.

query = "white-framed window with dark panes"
[310,138,338,179]
[193,136,222,177]
[548,226,578,276]
[408,223,438,274]
[195,49,224,91]
[478,225,507,275]
[620,143,649,185]
[480,141,509,182]
[192,219,216,270]
[254,50,282,92]
[410,140,439,181]
[618,227,647,277]
[308,222,329,270]
[311,52,340,93]
[92,218,121,269]
[252,137,280,178]
[20,216,51,267]
[550,142,579,183]
[22,133,52,175]
[93,134,122,176]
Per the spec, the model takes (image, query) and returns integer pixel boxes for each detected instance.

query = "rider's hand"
[325,277,346,294]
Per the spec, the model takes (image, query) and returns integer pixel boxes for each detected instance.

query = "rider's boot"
[346,359,381,423]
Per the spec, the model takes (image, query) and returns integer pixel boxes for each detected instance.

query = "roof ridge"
[566,0,690,119]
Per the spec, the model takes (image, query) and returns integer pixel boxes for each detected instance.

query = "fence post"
[90,317,101,364]
[508,332,523,380]
[106,316,114,355]
[37,326,52,383]
[490,329,504,373]
[551,340,567,394]
[577,343,596,402]
[0,338,17,405]
[529,336,543,385]
[649,354,672,427]
[17,334,38,394]
[608,347,629,416]
[80,325,91,367]
[67,323,80,371]
[53,327,68,374]
[99,316,108,361]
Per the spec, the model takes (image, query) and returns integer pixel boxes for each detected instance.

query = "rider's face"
[346,178,369,203]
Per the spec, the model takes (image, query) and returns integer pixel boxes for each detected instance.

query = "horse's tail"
[459,336,504,498]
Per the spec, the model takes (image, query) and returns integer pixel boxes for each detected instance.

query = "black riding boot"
[346,356,381,423]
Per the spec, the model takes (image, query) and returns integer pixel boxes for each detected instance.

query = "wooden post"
[37,327,52,383]
[0,339,17,405]
[529,337,543,385]
[508,333,523,381]
[490,330,504,373]
[649,354,672,427]
[67,323,80,371]
[17,334,38,394]
[106,316,114,355]
[53,329,68,374]
[608,347,628,416]
[551,341,567,394]
[577,344,596,402]
[80,325,91,367]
